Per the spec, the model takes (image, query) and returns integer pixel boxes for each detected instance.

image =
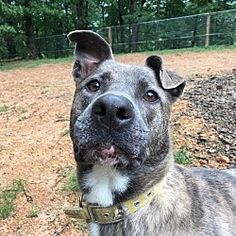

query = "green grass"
[0,57,73,71]
[18,115,30,122]
[145,44,236,56]
[16,107,29,121]
[114,44,236,58]
[0,105,9,113]
[63,171,79,192]
[60,128,70,137]
[1,45,236,71]
[41,89,49,95]
[27,203,39,218]
[16,106,28,114]
[0,179,25,219]
[174,148,192,165]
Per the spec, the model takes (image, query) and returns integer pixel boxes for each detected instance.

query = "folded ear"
[68,30,113,80]
[145,55,185,103]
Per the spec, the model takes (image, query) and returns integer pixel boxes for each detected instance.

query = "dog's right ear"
[145,55,185,103]
[68,30,113,80]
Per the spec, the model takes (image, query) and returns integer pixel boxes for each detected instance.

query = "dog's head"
[68,30,185,170]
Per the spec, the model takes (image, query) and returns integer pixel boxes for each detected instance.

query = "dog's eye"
[143,90,159,102]
[86,80,100,92]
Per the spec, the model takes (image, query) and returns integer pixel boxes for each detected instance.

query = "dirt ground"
[0,49,236,235]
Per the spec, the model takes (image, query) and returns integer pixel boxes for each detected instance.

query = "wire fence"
[1,9,236,60]
[98,9,236,53]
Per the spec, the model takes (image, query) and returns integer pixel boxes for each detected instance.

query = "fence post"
[107,27,112,47]
[205,13,211,47]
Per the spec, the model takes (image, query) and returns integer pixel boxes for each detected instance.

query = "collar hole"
[104,213,110,217]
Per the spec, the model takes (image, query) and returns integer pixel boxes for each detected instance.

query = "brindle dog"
[68,30,236,236]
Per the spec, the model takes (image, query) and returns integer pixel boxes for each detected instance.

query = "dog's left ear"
[68,30,113,80]
[145,55,185,103]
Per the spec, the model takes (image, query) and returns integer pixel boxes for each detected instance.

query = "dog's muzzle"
[73,93,148,166]
[92,93,134,129]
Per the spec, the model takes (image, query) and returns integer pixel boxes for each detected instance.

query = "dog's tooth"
[101,145,115,157]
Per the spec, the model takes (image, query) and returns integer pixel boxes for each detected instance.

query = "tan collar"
[64,177,165,224]
[64,178,165,224]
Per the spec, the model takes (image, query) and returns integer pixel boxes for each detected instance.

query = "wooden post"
[205,13,211,47]
[107,27,112,47]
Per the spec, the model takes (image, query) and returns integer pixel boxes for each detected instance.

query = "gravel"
[183,74,236,167]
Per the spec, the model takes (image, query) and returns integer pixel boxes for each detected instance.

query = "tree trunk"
[156,0,161,16]
[130,0,136,14]
[76,0,89,29]
[118,0,125,51]
[118,0,124,25]
[24,0,37,59]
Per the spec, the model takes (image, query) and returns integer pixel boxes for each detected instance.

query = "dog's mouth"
[77,142,144,168]
[97,144,121,166]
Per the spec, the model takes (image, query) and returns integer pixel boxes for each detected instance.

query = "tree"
[24,0,36,59]
[0,0,236,59]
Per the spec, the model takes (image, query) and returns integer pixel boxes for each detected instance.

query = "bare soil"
[0,49,236,235]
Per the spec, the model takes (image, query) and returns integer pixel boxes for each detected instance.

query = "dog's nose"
[92,94,134,128]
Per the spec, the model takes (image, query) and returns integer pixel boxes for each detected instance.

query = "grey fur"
[68,30,236,236]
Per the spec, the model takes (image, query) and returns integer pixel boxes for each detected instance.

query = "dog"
[66,30,236,236]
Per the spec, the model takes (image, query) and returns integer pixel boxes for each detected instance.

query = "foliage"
[63,171,79,192]
[0,104,9,112]
[60,128,70,137]
[0,179,25,219]
[0,0,236,59]
[27,203,39,218]
[174,148,192,165]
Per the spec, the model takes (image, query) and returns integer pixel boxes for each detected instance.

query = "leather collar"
[64,177,165,224]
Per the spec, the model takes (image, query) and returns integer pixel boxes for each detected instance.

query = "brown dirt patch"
[0,49,236,235]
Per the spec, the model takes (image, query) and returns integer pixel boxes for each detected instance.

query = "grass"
[0,179,25,219]
[114,44,236,58]
[63,171,79,192]
[16,107,28,114]
[145,44,236,56]
[174,148,192,165]
[41,89,49,95]
[0,57,73,71]
[27,203,39,218]
[0,105,9,113]
[16,107,30,121]
[18,115,30,122]
[1,45,236,71]
[60,128,70,137]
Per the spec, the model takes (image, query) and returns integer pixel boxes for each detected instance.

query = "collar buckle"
[86,204,125,224]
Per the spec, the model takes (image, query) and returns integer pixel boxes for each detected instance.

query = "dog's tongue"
[101,145,116,159]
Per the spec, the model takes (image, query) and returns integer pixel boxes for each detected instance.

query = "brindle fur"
[68,30,236,236]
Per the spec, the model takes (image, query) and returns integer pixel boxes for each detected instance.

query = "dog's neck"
[83,164,130,206]
[78,143,172,207]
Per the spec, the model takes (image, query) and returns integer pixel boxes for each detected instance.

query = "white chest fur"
[84,165,130,236]
[84,165,130,206]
